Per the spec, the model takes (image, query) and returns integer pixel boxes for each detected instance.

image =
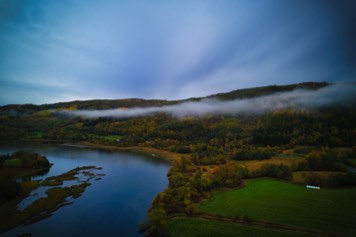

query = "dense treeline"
[304,172,356,187]
[1,109,355,160]
[253,163,292,180]
[231,147,275,160]
[251,108,356,147]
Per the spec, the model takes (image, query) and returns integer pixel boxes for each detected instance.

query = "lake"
[0,143,170,237]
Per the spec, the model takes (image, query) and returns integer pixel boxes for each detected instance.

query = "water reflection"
[17,186,50,211]
[16,168,50,182]
[0,143,170,237]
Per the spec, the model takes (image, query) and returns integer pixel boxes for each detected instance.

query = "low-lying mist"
[61,83,356,118]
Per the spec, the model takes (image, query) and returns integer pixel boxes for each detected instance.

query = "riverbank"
[65,141,188,162]
[1,140,186,162]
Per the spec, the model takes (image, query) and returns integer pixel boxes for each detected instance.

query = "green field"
[86,134,123,141]
[169,218,319,237]
[199,179,356,237]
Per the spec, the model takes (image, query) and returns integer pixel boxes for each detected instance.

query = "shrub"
[232,147,274,161]
[255,163,292,180]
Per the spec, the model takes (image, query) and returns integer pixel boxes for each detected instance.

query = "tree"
[212,161,247,188]
[146,207,170,237]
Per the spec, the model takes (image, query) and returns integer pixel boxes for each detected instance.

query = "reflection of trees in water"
[17,168,50,182]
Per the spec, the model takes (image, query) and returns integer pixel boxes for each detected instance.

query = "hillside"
[200,82,329,101]
[0,81,354,145]
[0,82,329,113]
[0,81,355,237]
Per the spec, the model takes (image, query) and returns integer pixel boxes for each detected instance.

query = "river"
[0,143,170,237]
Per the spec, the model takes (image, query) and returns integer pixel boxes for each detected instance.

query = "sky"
[0,0,355,105]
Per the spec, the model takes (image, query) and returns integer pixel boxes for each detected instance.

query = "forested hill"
[0,82,328,112]
[202,81,329,101]
[0,98,178,113]
[0,81,354,150]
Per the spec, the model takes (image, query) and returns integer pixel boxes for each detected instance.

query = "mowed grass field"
[169,218,319,237]
[199,179,356,237]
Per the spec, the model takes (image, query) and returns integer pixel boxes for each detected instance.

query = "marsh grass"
[0,166,101,233]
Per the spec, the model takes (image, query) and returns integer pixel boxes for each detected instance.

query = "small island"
[0,151,104,234]
[0,151,52,200]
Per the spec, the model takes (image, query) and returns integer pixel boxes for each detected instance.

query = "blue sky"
[0,0,355,105]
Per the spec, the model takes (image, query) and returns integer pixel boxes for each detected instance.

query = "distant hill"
[203,82,329,101]
[0,99,178,114]
[0,82,329,113]
[0,81,354,149]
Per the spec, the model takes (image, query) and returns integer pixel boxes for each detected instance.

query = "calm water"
[0,143,170,237]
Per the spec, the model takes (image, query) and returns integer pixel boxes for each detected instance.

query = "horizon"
[1,0,355,105]
[0,81,333,107]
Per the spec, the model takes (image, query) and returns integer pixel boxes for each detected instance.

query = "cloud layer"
[62,83,356,119]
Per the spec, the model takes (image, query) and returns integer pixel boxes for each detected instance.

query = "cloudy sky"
[0,0,355,105]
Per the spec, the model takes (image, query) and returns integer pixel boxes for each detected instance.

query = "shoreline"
[64,141,187,162]
[0,140,187,162]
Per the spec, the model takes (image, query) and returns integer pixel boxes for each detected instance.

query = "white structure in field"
[306,185,320,190]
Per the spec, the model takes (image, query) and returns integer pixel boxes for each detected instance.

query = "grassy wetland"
[0,164,104,233]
